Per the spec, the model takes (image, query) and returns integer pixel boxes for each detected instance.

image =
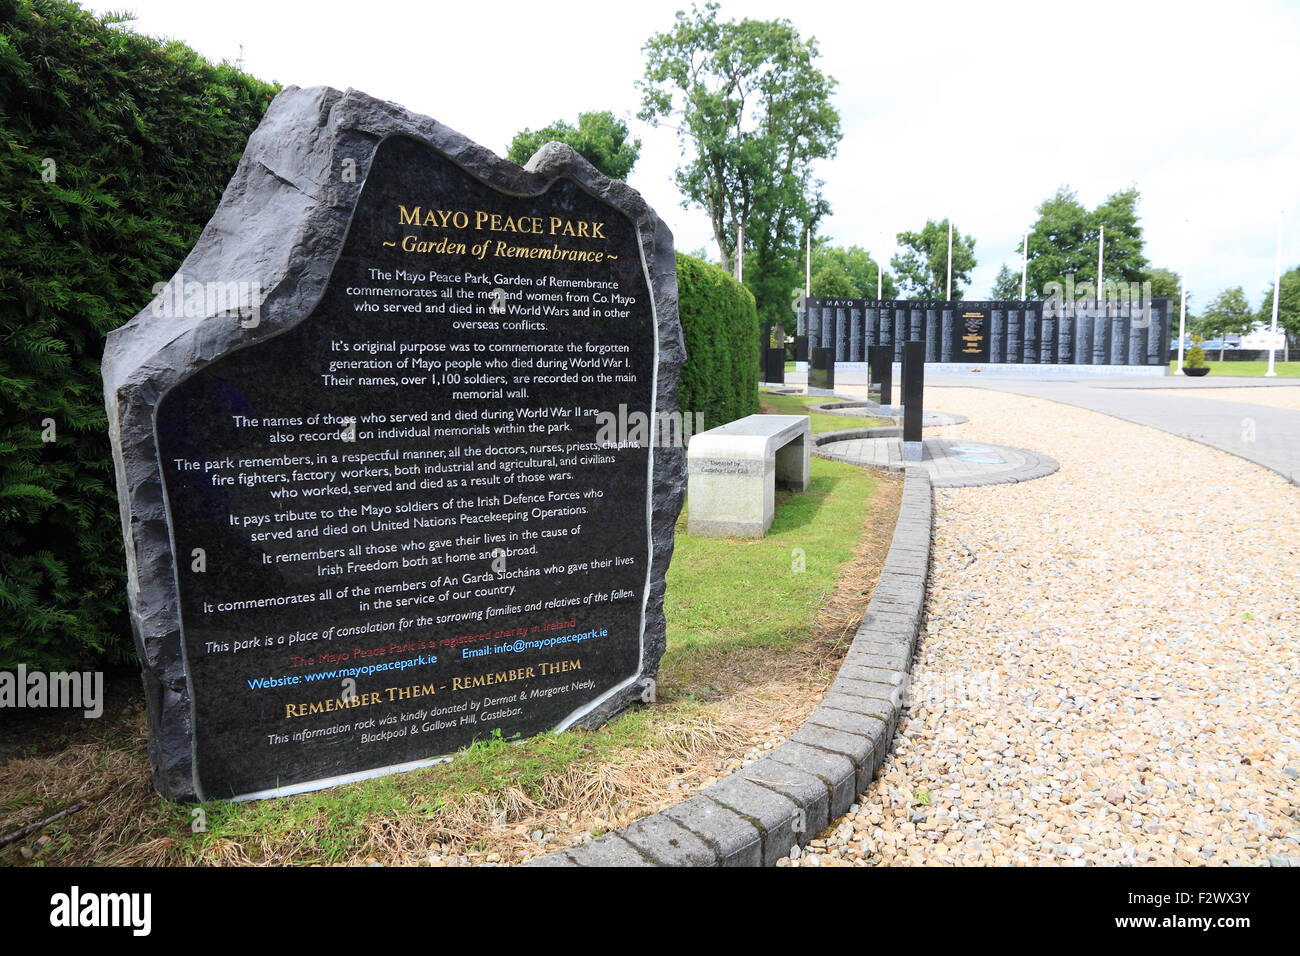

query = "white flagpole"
[806,227,811,298]
[736,224,743,282]
[1097,224,1105,301]
[945,217,953,300]
[1267,212,1283,377]
[1021,231,1028,300]
[1177,259,1188,374]
[878,233,885,299]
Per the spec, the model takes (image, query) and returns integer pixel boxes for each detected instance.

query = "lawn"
[1167,360,1300,377]
[759,390,890,433]
[0,456,895,867]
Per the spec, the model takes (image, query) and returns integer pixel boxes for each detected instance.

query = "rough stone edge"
[525,466,933,866]
[101,86,686,801]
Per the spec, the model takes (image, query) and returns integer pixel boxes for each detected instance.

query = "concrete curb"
[526,466,933,867]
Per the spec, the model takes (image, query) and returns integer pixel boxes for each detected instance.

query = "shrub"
[0,0,278,669]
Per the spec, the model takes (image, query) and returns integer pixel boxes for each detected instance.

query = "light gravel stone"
[788,386,1300,868]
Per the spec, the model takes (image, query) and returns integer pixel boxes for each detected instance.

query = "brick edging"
[525,467,933,867]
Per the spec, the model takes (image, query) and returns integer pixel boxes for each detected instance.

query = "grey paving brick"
[767,742,859,819]
[702,775,804,867]
[838,661,905,684]
[564,833,657,867]
[791,723,874,789]
[619,812,719,866]
[830,675,898,702]
[740,756,831,839]
[661,795,763,867]
[522,851,581,866]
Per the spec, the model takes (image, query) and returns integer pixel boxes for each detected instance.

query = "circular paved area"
[817,435,1059,487]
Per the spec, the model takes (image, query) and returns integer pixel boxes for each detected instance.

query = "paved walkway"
[817,436,1059,487]
[924,376,1300,486]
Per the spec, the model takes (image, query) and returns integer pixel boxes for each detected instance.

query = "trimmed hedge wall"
[0,0,278,669]
[675,252,759,432]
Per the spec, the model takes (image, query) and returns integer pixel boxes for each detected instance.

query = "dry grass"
[1,467,902,867]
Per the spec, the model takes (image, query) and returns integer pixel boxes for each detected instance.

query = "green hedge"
[675,252,759,432]
[0,0,278,670]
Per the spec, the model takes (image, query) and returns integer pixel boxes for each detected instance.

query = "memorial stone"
[1006,308,1022,363]
[764,348,786,385]
[794,334,809,363]
[925,309,940,362]
[1023,308,1039,363]
[869,345,892,407]
[902,341,925,461]
[808,347,835,393]
[102,87,685,801]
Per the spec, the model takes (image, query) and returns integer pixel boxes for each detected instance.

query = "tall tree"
[810,240,895,299]
[639,1,841,322]
[890,218,976,299]
[1024,185,1149,298]
[990,263,1021,300]
[506,111,641,180]
[1198,286,1254,360]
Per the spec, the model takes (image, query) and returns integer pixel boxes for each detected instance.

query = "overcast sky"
[90,0,1300,310]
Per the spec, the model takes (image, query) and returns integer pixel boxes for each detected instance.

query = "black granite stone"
[102,87,685,801]
[796,296,1172,367]
[955,307,990,362]
[1023,308,1039,363]
[764,348,786,385]
[794,334,809,363]
[809,347,835,392]
[759,323,770,372]
[902,342,924,443]
[868,345,891,405]
[925,309,940,362]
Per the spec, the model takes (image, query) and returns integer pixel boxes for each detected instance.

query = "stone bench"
[687,414,811,537]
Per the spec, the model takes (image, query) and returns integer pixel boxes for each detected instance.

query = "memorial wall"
[798,297,1172,367]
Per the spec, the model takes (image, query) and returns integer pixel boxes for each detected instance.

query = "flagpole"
[945,216,953,300]
[878,232,885,299]
[1177,259,1188,374]
[805,227,811,298]
[1021,231,1028,300]
[1266,212,1283,377]
[736,224,743,282]
[1097,224,1105,300]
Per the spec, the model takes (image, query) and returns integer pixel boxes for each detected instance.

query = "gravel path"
[783,386,1300,867]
